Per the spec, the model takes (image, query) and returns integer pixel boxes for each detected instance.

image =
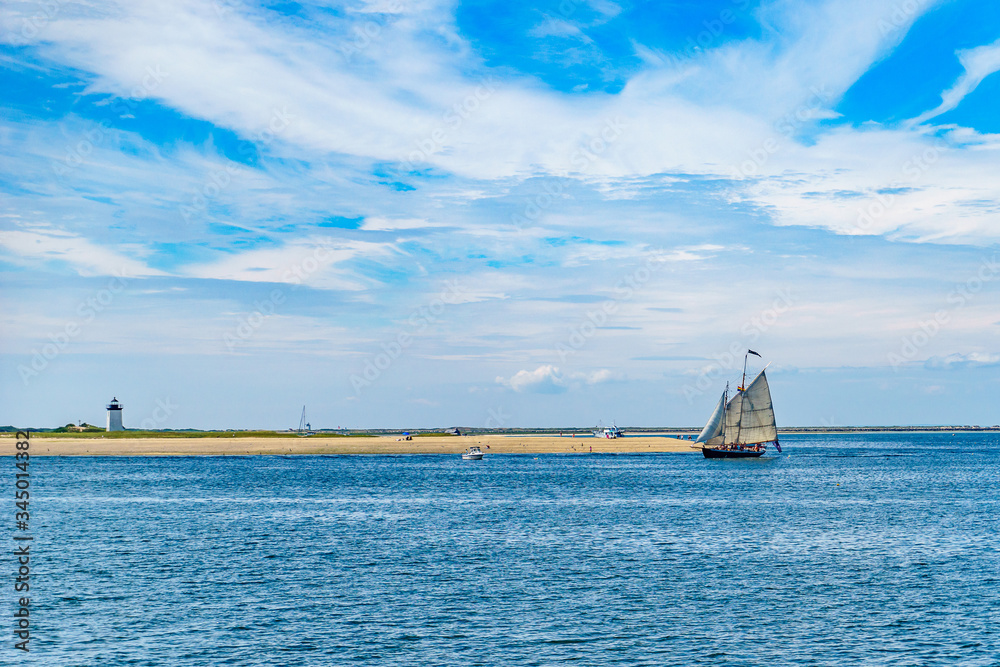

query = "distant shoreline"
[3,427,995,457]
[3,425,998,439]
[5,435,697,457]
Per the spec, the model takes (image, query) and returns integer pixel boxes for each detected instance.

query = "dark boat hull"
[702,447,765,459]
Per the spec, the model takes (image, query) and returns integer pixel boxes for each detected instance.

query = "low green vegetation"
[52,423,105,433]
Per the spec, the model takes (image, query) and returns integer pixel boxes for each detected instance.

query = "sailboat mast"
[741,352,748,391]
[723,382,729,441]
[735,375,745,445]
[734,351,753,445]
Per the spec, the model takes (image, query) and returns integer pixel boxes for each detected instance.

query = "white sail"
[723,386,740,444]
[695,391,727,444]
[723,370,777,445]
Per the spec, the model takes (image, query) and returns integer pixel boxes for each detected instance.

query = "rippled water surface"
[30,433,1000,665]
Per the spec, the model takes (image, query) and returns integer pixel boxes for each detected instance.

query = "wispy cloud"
[181,238,393,290]
[924,352,1000,370]
[911,38,1000,126]
[3,0,1000,427]
[0,225,164,277]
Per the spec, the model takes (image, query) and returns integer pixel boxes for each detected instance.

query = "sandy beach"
[9,434,698,456]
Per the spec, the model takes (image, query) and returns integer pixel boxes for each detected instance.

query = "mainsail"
[723,370,777,445]
[695,390,727,445]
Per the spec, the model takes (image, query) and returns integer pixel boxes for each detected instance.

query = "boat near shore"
[694,350,781,459]
[592,422,625,439]
[462,446,484,460]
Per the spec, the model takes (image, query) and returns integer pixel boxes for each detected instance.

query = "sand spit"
[12,435,698,457]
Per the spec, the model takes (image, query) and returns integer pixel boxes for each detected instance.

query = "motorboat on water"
[462,446,484,460]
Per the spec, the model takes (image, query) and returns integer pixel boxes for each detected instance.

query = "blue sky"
[2,0,999,429]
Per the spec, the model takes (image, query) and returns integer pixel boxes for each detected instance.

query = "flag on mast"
[748,349,762,357]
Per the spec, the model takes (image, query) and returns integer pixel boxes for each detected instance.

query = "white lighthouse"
[106,397,124,431]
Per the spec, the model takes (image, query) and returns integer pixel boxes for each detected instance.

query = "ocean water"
[26,433,1000,665]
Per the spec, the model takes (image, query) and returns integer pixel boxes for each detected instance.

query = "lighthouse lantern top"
[107,397,123,410]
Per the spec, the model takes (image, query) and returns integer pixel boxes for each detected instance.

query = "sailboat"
[694,350,781,459]
[297,406,315,436]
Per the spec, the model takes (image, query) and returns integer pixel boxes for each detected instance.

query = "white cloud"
[571,368,621,385]
[497,365,567,393]
[496,365,620,392]
[925,352,1000,370]
[0,225,164,277]
[911,38,1000,126]
[181,238,393,290]
[1,0,944,188]
[360,217,448,232]
[529,18,591,41]
[735,126,1000,245]
[6,0,980,262]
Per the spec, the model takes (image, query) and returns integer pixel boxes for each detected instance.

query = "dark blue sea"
[24,433,1000,665]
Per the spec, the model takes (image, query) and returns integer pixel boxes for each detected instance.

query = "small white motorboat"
[462,446,484,460]
[592,421,625,439]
